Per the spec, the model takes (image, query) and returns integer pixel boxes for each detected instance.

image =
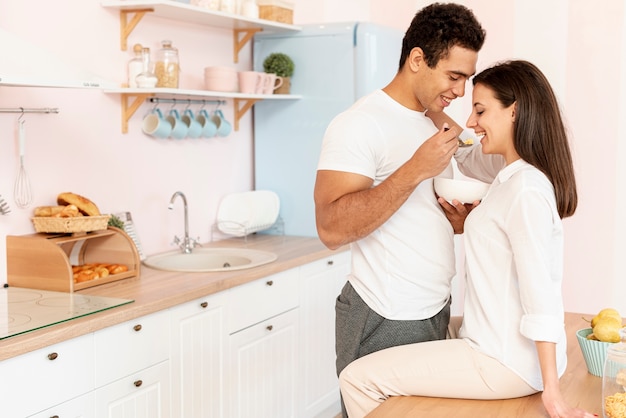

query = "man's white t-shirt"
[317,89,456,320]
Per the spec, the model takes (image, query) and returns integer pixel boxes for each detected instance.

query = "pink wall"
[1,0,624,316]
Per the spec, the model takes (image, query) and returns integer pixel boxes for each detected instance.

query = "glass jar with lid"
[603,328,626,418]
[155,40,180,88]
[127,43,143,88]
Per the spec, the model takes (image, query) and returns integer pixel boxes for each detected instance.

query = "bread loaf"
[57,192,101,216]
[34,205,66,217]
[34,204,82,218]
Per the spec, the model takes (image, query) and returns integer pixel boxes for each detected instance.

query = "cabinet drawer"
[299,251,351,277]
[28,392,95,418]
[0,333,94,417]
[94,360,170,418]
[227,268,299,333]
[94,310,170,387]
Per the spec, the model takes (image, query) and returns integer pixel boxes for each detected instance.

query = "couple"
[314,3,595,418]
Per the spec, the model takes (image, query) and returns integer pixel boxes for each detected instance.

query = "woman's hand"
[541,388,597,418]
[437,196,479,234]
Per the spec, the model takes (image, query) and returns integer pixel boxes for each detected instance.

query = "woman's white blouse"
[459,159,567,390]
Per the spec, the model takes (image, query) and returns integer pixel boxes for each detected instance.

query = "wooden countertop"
[0,235,344,361]
[366,312,603,418]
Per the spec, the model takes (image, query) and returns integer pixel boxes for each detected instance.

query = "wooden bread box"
[6,227,140,292]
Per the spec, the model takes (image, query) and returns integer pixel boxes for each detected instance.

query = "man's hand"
[437,197,479,234]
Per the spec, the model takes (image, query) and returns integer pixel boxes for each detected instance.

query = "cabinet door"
[0,333,94,417]
[94,310,170,387]
[94,360,170,418]
[229,309,298,418]
[299,251,351,418]
[28,392,95,418]
[170,293,227,418]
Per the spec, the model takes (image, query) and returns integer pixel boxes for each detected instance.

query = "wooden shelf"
[101,0,301,61]
[104,88,301,133]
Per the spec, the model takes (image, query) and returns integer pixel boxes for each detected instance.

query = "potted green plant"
[263,52,294,94]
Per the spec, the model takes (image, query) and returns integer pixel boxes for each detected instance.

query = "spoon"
[458,138,473,147]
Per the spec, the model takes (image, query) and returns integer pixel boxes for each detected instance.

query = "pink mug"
[262,73,284,95]
[238,71,264,94]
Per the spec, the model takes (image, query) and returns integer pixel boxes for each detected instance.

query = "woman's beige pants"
[339,317,537,418]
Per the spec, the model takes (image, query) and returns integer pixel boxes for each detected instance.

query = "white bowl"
[433,177,490,203]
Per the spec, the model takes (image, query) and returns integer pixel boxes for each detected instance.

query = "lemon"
[591,308,622,328]
[593,317,623,343]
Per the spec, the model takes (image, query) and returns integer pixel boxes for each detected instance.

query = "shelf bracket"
[233,98,260,131]
[233,28,262,63]
[121,93,154,133]
[119,8,154,50]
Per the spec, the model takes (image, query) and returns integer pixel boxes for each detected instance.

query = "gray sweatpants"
[335,281,451,417]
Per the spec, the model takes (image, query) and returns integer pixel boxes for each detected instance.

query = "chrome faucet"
[168,191,199,254]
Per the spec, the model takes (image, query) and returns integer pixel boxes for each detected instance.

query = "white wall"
[1,0,624,317]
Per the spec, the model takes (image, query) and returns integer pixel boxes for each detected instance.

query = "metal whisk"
[0,195,11,215]
[14,113,33,208]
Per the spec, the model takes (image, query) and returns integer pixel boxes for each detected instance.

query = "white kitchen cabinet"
[94,310,170,387]
[0,249,350,418]
[28,392,95,418]
[228,308,299,418]
[169,292,227,418]
[93,310,171,418]
[94,360,170,418]
[299,251,350,418]
[227,267,299,333]
[0,333,95,418]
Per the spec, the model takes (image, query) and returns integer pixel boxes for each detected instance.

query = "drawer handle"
[47,352,58,361]
[133,324,142,332]
[266,280,274,286]
[134,379,143,387]
[200,301,208,308]
[51,416,60,418]
[266,325,273,331]
[327,260,334,266]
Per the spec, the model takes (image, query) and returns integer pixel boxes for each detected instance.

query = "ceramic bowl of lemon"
[577,328,612,377]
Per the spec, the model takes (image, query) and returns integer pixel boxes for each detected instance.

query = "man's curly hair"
[399,3,486,70]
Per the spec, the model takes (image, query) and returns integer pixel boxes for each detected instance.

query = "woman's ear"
[511,102,517,122]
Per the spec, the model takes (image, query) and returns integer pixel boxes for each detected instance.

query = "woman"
[339,60,596,418]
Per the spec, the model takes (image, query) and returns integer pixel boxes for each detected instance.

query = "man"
[313,3,486,413]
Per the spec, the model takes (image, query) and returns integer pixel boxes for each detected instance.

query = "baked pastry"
[57,192,101,216]
[34,205,66,217]
[72,263,128,283]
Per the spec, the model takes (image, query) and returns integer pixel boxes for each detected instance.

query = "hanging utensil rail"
[0,107,59,114]
[148,98,226,106]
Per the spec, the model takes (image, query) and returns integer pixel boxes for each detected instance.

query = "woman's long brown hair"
[473,60,577,218]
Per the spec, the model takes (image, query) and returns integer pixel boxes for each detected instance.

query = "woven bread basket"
[32,215,111,233]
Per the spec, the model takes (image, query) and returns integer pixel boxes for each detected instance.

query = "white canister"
[219,0,235,13]
[241,0,258,18]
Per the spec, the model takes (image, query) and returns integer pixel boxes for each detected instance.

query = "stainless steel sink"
[142,247,278,272]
